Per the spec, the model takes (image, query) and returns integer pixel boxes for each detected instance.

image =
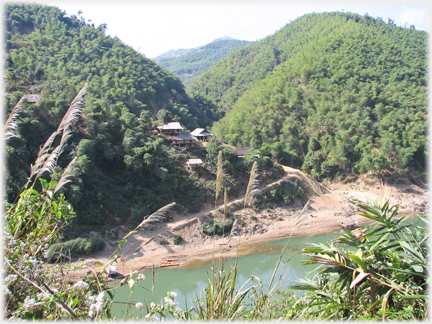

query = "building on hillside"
[186,158,204,171]
[172,132,197,147]
[157,122,184,135]
[24,94,41,103]
[190,128,213,141]
[236,147,260,158]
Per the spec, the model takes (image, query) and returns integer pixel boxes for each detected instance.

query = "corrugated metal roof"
[236,147,252,156]
[187,159,203,165]
[158,122,184,130]
[191,128,213,136]
[173,132,197,141]
[24,94,41,103]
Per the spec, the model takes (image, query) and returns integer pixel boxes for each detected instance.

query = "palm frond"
[57,83,88,132]
[32,129,73,180]
[4,97,24,141]
[54,157,77,193]
[215,150,224,203]
[223,188,228,222]
[30,130,62,177]
[244,161,259,208]
[137,202,176,228]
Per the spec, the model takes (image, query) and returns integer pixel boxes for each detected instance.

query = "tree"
[157,109,172,125]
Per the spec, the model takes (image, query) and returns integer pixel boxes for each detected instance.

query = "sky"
[8,1,431,58]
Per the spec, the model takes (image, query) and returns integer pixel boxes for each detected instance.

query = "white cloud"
[396,6,427,29]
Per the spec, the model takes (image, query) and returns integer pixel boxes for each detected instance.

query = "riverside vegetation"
[3,3,428,321]
[3,86,428,320]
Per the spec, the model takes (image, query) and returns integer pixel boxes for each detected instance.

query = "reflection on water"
[111,231,340,318]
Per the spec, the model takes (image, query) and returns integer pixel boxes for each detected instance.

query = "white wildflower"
[135,302,143,310]
[36,292,50,300]
[4,274,18,285]
[169,291,177,298]
[150,302,155,309]
[23,296,36,309]
[8,238,16,247]
[96,291,105,303]
[88,296,95,302]
[89,309,95,318]
[137,273,145,281]
[73,281,89,291]
[95,301,103,313]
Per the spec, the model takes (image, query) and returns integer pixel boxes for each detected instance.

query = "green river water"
[110,230,340,318]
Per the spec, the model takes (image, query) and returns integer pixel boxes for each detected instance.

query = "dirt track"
[69,166,428,279]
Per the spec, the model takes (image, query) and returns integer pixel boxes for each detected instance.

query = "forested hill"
[208,12,427,179]
[4,3,224,228]
[157,39,251,86]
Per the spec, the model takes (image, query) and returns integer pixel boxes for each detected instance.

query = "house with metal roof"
[172,132,197,147]
[236,147,260,158]
[157,122,184,135]
[190,128,213,141]
[186,158,204,171]
[24,94,41,103]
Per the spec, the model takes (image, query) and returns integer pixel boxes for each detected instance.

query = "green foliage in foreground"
[290,198,428,320]
[201,219,234,236]
[47,237,105,263]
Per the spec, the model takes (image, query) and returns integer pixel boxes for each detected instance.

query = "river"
[110,230,340,319]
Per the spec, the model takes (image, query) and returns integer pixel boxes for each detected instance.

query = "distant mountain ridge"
[152,36,239,62]
[156,38,251,85]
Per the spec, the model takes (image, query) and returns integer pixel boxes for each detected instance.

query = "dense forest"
[3,5,428,321]
[157,39,251,85]
[3,4,268,232]
[3,5,428,229]
[192,12,427,179]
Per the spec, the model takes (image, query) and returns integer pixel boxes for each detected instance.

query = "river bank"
[67,166,427,280]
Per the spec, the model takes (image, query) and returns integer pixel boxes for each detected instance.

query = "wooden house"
[24,94,41,103]
[186,158,204,171]
[172,132,197,147]
[157,122,184,135]
[190,128,213,141]
[236,147,260,158]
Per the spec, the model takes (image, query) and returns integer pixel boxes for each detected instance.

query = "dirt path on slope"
[68,166,428,280]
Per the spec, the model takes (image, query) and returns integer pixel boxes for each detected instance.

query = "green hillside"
[208,12,427,179]
[3,3,262,231]
[152,47,201,62]
[158,39,251,86]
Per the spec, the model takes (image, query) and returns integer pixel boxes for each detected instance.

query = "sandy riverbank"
[68,166,428,280]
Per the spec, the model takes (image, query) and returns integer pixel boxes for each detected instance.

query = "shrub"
[173,234,183,245]
[259,179,304,205]
[47,237,105,263]
[201,219,234,236]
